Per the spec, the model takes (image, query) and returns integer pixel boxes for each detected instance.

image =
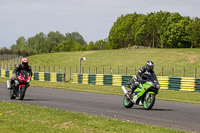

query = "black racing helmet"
[146,61,154,72]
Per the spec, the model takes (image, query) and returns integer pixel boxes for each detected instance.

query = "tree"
[15,36,28,56]
[47,31,65,52]
[187,17,200,48]
[52,40,74,52]
[108,13,140,49]
[88,41,95,50]
[94,40,108,50]
[65,32,87,45]
[34,32,48,53]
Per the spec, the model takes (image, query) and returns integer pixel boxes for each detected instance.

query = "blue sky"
[0,0,200,48]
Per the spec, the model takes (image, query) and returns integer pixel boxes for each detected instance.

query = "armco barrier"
[33,72,64,82]
[0,69,64,82]
[73,73,200,92]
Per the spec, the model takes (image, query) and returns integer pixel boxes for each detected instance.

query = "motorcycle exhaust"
[7,80,11,89]
[121,86,135,102]
[121,86,128,94]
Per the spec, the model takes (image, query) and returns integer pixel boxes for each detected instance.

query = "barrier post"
[82,67,84,73]
[194,68,197,78]
[161,67,163,76]
[117,67,119,75]
[63,73,66,82]
[59,67,61,73]
[69,67,71,80]
[182,67,185,77]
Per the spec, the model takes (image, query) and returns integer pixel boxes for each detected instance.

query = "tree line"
[1,11,200,56]
[108,11,200,49]
[0,31,108,56]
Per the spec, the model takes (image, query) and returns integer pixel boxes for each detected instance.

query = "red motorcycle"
[8,70,31,100]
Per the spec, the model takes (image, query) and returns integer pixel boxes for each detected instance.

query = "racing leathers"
[10,64,32,88]
[128,66,155,93]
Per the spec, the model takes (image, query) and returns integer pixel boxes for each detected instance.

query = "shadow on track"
[129,107,175,111]
[150,108,175,111]
[21,98,49,101]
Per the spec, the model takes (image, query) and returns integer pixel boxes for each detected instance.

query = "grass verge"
[1,77,200,104]
[0,101,188,133]
[2,49,200,77]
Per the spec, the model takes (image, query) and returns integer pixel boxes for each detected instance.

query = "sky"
[0,0,200,48]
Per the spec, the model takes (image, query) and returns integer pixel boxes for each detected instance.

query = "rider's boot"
[128,89,135,99]
[128,90,133,99]
[128,83,138,99]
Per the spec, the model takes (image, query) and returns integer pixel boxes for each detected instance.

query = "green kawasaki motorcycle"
[121,73,160,110]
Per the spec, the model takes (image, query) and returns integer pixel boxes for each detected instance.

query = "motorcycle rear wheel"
[123,93,134,108]
[143,92,155,110]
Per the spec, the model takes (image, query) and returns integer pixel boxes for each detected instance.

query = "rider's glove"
[12,74,16,80]
[140,79,147,83]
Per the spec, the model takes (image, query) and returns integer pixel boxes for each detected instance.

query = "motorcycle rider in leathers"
[128,61,155,97]
[10,58,32,89]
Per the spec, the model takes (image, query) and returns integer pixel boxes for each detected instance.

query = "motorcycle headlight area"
[156,84,160,89]
[148,82,154,86]
[148,82,160,89]
[15,80,19,85]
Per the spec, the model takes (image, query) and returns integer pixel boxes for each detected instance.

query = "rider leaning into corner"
[128,61,156,97]
[10,58,33,88]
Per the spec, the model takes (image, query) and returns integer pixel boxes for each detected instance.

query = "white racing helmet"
[146,61,154,72]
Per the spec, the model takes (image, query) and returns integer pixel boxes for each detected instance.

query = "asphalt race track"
[0,83,200,132]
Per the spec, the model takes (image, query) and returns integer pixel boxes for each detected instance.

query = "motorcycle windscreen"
[19,70,28,80]
[142,73,159,84]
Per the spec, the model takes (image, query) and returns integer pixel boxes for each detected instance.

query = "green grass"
[2,49,200,77]
[1,77,200,104]
[26,49,200,68]
[0,101,188,133]
[27,49,200,77]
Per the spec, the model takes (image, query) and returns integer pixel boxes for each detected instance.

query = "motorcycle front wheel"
[19,86,27,100]
[143,92,155,110]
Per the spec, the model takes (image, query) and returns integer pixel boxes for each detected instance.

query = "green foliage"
[108,11,200,49]
[187,17,200,48]
[46,31,65,53]
[108,13,140,49]
[6,31,90,56]
[88,41,95,50]
[94,39,108,50]
[65,32,86,45]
